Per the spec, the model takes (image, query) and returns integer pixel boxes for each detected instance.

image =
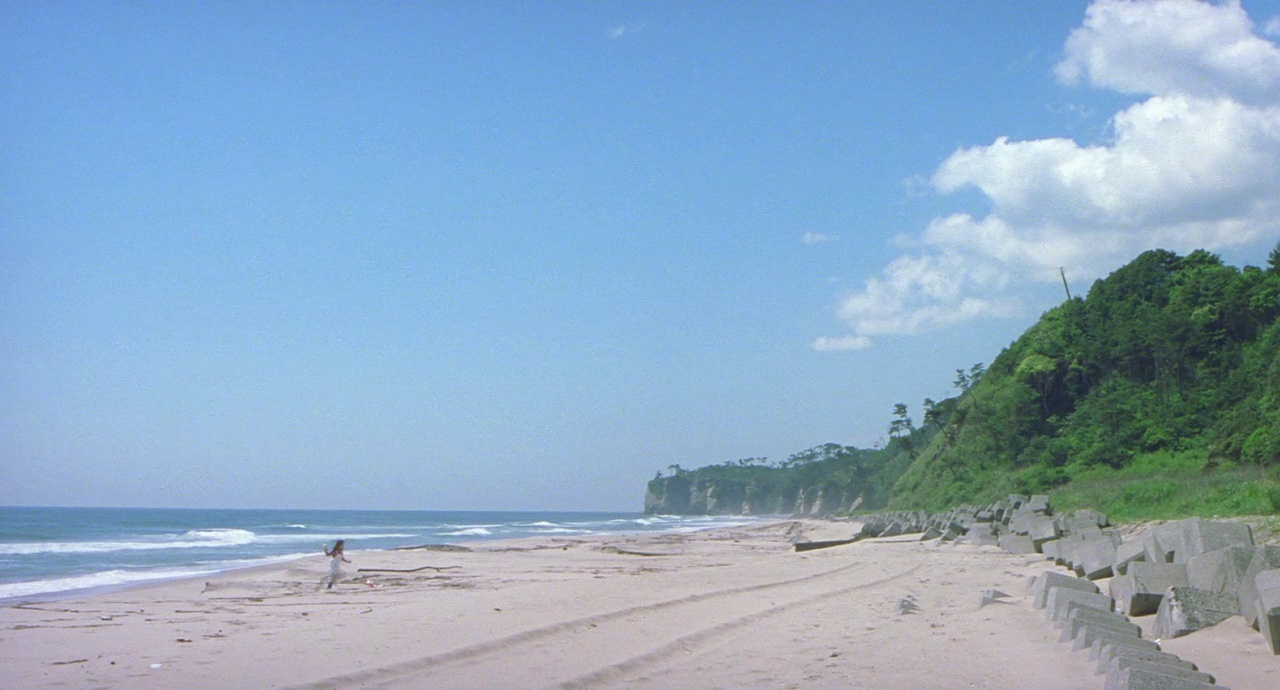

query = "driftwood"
[356,565,461,574]
[793,537,860,553]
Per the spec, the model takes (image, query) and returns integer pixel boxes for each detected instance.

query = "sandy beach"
[3,519,1276,689]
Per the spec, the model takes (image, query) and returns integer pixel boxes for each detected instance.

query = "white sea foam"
[633,517,671,526]
[0,552,314,602]
[0,529,260,555]
[254,532,416,545]
[182,528,257,545]
[441,527,493,536]
[0,529,425,556]
[0,568,219,601]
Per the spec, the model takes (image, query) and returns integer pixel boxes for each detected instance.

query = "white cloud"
[816,0,1280,352]
[607,23,643,40]
[801,231,838,245]
[826,252,1020,342]
[932,95,1280,256]
[1056,0,1280,104]
[811,335,872,352]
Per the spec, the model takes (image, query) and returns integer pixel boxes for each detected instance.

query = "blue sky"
[4,1,1280,511]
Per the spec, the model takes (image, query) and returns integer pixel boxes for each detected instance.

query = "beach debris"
[599,546,673,557]
[357,565,461,573]
[895,595,920,615]
[392,544,471,552]
[793,537,860,552]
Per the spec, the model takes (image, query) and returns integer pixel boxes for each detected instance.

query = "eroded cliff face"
[644,476,860,516]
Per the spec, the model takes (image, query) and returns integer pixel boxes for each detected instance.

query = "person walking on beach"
[324,539,351,589]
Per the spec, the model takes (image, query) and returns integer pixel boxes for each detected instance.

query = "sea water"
[0,507,762,603]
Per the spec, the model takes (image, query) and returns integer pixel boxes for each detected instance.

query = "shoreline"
[0,511,776,606]
[4,518,1275,689]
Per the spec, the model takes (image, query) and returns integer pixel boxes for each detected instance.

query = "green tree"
[889,403,914,438]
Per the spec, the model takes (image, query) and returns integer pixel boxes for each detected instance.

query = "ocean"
[0,507,763,603]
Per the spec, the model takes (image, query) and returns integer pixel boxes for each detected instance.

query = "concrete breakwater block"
[977,588,1011,609]
[1187,544,1256,595]
[1059,606,1141,641]
[1023,494,1051,514]
[1008,511,1033,536]
[1041,538,1064,562]
[1029,515,1060,550]
[1103,658,1216,687]
[1049,535,1086,566]
[1090,634,1161,661]
[1075,626,1141,652]
[1152,586,1239,640]
[1146,518,1253,565]
[1048,586,1114,625]
[1183,519,1254,562]
[1238,545,1280,628]
[1103,665,1227,690]
[998,532,1036,554]
[1095,645,1198,676]
[1113,538,1148,576]
[1254,568,1280,654]
[1110,562,1189,616]
[1072,537,1121,580]
[1033,570,1100,610]
[1061,508,1110,531]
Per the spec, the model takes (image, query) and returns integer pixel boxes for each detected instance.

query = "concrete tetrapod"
[1152,586,1239,640]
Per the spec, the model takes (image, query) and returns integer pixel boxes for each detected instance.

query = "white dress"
[328,553,345,585]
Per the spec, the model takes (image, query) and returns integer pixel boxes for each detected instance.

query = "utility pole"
[1060,267,1072,301]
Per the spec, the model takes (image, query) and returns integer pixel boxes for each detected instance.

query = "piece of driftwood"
[793,538,860,552]
[357,565,462,573]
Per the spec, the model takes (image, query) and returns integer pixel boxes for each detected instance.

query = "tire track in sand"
[283,558,920,690]
[548,562,921,690]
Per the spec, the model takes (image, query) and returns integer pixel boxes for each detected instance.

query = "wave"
[0,567,221,601]
[254,532,417,545]
[0,551,315,602]
[0,528,259,555]
[181,528,256,544]
[0,528,428,556]
[440,527,493,536]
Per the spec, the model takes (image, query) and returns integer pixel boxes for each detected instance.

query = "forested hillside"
[645,245,1280,518]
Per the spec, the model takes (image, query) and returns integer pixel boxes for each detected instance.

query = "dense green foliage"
[647,245,1280,518]
[645,443,916,514]
[892,247,1280,513]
